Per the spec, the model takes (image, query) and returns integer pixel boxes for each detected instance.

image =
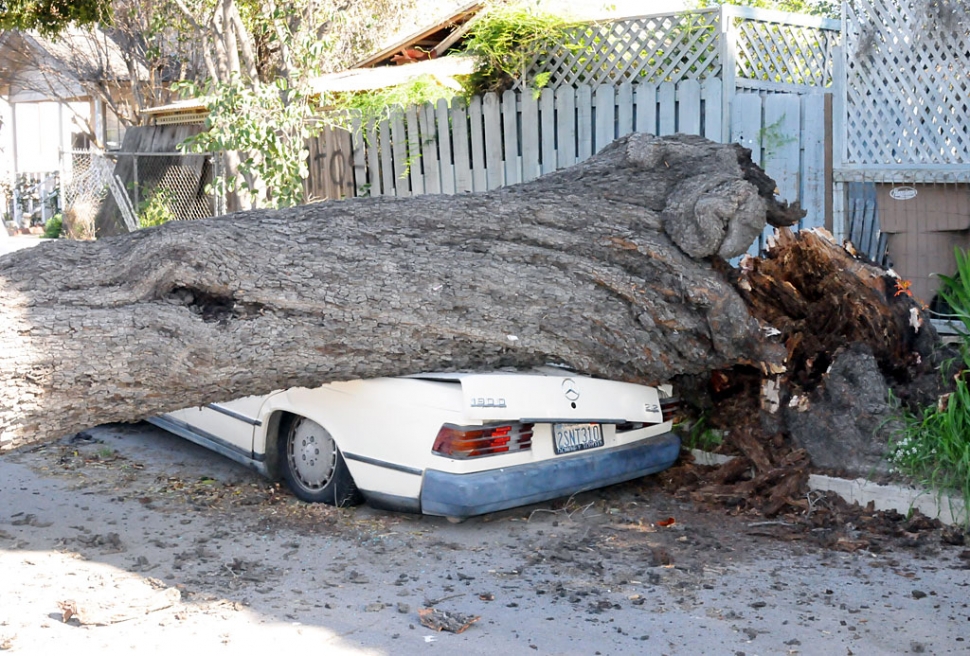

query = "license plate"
[553,423,604,455]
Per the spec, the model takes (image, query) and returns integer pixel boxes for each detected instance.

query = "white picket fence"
[732,91,828,241]
[351,80,722,197]
[340,5,839,243]
[350,82,827,235]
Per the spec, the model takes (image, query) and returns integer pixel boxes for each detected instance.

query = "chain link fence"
[1,171,61,231]
[60,149,222,238]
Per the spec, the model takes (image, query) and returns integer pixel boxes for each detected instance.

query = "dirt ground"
[2,422,969,655]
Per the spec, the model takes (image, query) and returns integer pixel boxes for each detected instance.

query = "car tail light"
[659,394,682,423]
[432,422,534,459]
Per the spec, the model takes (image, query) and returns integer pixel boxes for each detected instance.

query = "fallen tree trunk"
[1,133,800,450]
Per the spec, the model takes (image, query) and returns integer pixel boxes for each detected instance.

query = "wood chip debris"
[418,608,480,634]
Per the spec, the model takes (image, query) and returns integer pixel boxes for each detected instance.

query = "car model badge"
[562,378,580,401]
[470,397,506,408]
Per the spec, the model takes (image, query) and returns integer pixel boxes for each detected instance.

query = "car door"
[175,396,265,457]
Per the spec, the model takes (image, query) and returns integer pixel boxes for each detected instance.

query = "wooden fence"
[304,125,354,202]
[348,82,828,238]
[308,5,841,250]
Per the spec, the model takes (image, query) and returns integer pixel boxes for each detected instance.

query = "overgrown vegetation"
[681,412,724,452]
[137,188,175,228]
[41,213,63,239]
[179,73,325,210]
[339,74,457,128]
[889,248,970,525]
[460,4,575,95]
[0,0,110,35]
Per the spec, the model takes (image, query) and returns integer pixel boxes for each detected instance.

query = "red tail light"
[659,395,682,423]
[432,422,534,459]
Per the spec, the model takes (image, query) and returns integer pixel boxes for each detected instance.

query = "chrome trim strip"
[520,418,626,424]
[146,415,266,467]
[205,403,262,426]
[343,452,423,476]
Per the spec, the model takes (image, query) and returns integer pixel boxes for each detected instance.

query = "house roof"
[310,55,477,94]
[353,1,483,68]
[0,27,147,101]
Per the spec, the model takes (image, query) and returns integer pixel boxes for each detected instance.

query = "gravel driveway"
[1,422,968,655]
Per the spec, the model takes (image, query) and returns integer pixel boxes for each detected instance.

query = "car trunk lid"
[451,373,663,424]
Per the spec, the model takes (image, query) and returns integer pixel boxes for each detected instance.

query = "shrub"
[42,213,63,239]
[138,189,176,228]
[889,247,970,525]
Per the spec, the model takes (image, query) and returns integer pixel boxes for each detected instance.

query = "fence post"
[831,1,848,241]
[11,179,18,228]
[58,148,65,218]
[132,155,140,215]
[212,153,225,216]
[719,4,737,145]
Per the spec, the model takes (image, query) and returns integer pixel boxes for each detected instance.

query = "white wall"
[0,97,12,179]
[10,100,90,174]
[0,97,12,223]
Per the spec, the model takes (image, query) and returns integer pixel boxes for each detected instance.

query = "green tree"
[0,0,111,34]
[2,1,209,147]
[173,0,331,210]
[6,0,423,210]
[172,0,420,210]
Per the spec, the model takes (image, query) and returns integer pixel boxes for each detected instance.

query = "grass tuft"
[889,247,970,525]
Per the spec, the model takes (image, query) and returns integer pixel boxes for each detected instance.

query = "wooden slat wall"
[731,91,829,254]
[304,125,354,201]
[353,81,730,199]
[329,82,829,255]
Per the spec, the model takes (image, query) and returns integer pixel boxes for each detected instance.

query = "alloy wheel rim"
[288,418,337,490]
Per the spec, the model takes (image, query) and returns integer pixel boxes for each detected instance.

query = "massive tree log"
[1,133,801,451]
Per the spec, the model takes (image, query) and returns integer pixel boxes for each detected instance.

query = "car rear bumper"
[420,431,681,518]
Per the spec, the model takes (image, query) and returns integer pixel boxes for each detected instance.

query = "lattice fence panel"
[734,18,838,86]
[844,0,970,165]
[524,10,722,89]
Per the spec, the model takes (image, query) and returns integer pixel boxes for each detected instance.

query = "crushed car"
[147,368,680,519]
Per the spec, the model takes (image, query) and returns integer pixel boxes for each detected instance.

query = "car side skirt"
[420,431,681,518]
[145,415,269,478]
[360,490,422,514]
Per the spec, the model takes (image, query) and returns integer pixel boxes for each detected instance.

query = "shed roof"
[144,55,476,125]
[353,1,483,68]
[310,55,476,94]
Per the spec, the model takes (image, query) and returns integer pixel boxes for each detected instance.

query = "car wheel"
[280,415,361,506]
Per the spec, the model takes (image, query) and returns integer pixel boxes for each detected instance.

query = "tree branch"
[171,0,219,80]
[229,2,259,82]
[221,0,242,77]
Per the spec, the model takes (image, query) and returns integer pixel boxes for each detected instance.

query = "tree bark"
[1,133,794,451]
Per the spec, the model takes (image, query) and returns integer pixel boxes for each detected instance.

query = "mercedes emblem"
[562,378,580,401]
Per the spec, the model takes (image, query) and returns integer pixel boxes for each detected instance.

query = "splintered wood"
[733,227,928,388]
[680,227,936,518]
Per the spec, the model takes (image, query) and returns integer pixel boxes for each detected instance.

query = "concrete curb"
[808,474,967,527]
[690,449,968,526]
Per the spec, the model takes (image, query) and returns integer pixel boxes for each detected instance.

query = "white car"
[147,369,680,519]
